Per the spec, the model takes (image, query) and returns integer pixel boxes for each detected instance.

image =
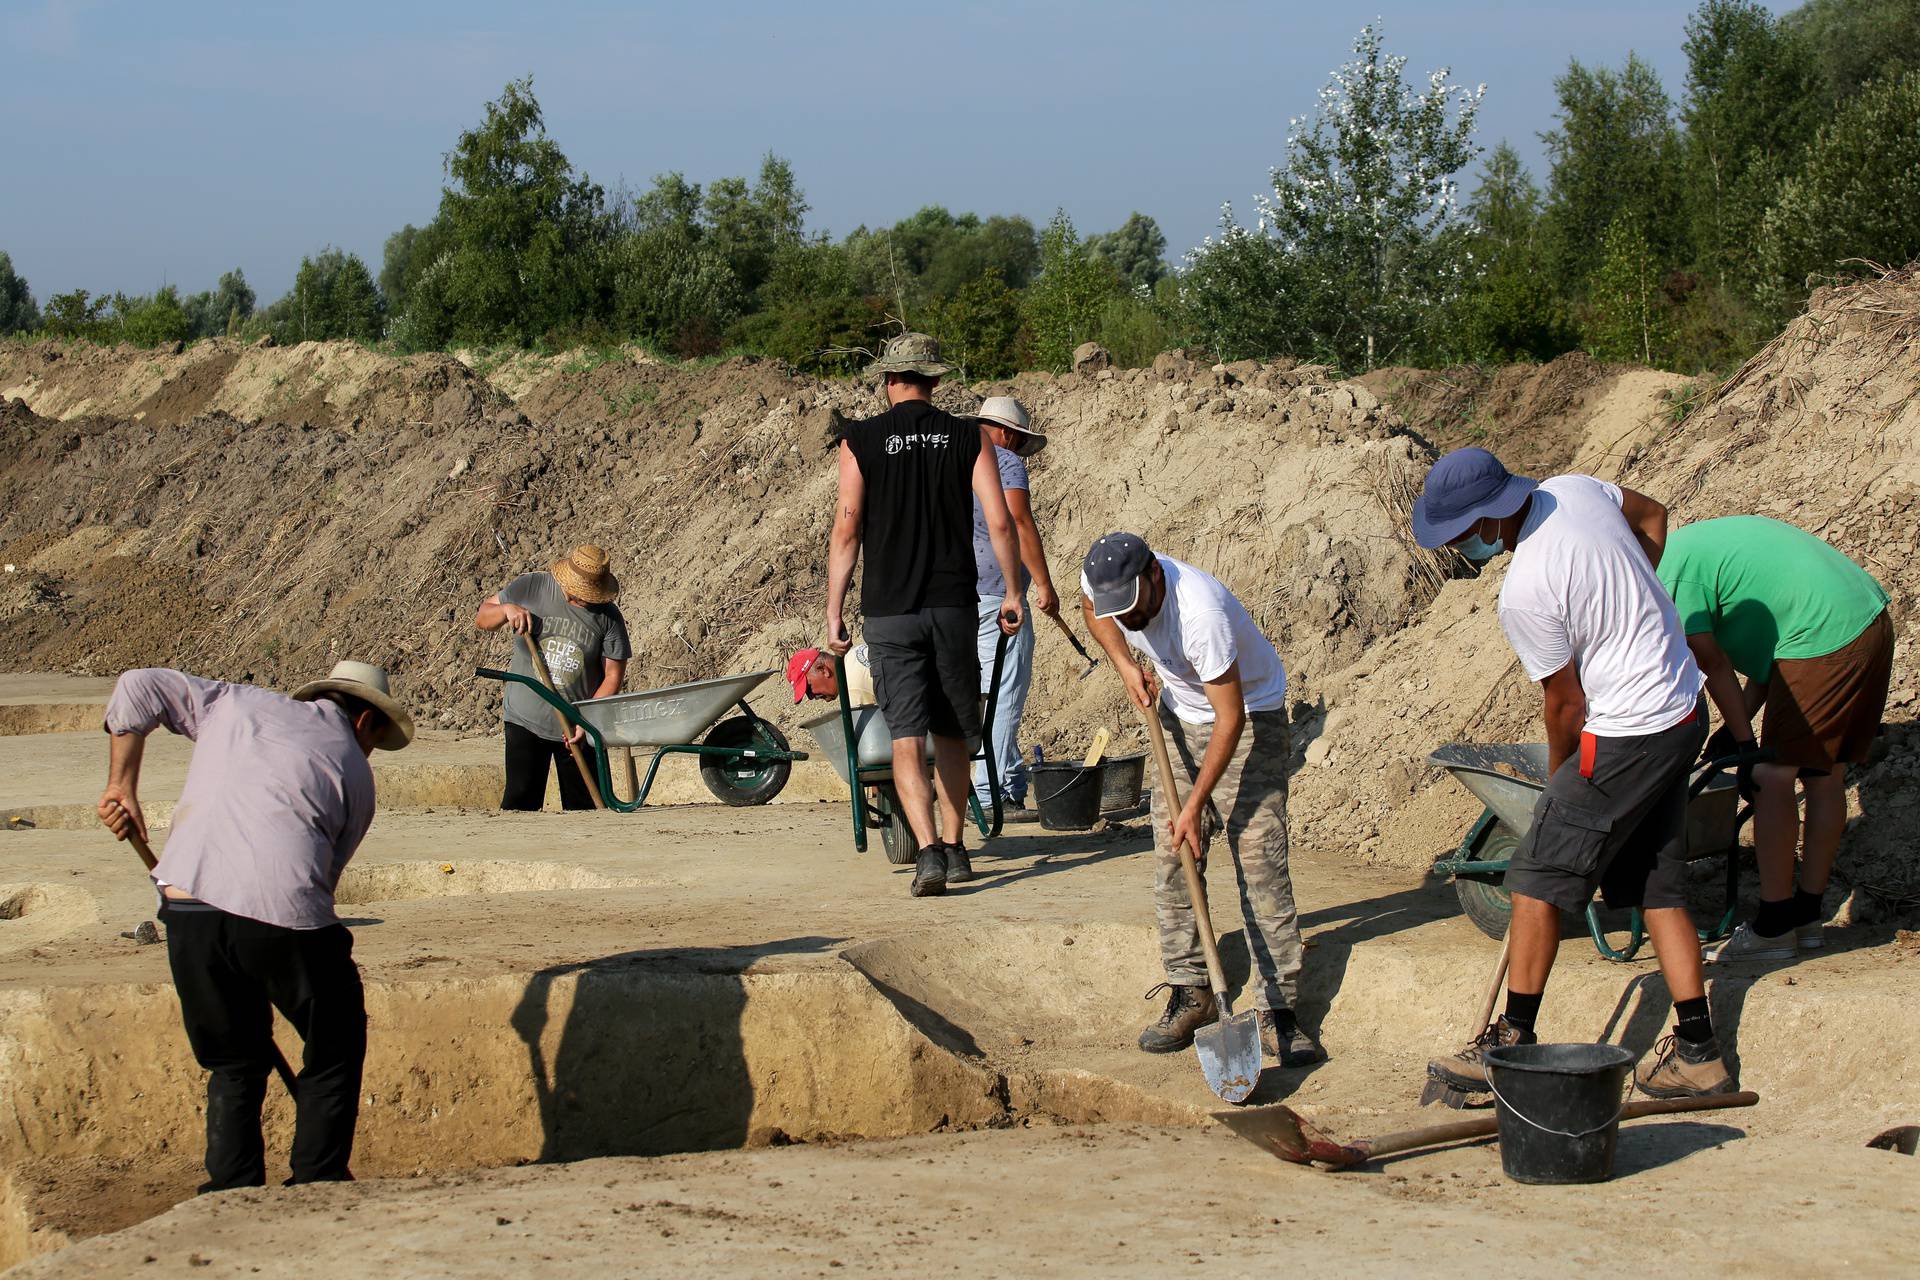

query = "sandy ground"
[3,675,1917,1275]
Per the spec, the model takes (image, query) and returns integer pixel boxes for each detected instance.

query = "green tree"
[264,249,384,343]
[412,76,610,346]
[1755,70,1920,315]
[1457,144,1572,360]
[1087,213,1169,293]
[1173,209,1304,362]
[1681,1,1819,288]
[41,289,112,340]
[182,269,256,339]
[1020,211,1124,371]
[1783,0,1920,104]
[0,251,38,334]
[1541,53,1687,289]
[1258,22,1484,368]
[112,286,191,348]
[700,153,808,300]
[924,268,1022,380]
[606,226,743,357]
[1586,214,1673,364]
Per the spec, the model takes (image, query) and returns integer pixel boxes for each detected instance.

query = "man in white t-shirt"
[1080,533,1322,1069]
[1412,447,1734,1101]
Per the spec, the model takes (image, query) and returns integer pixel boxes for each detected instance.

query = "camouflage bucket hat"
[864,331,952,378]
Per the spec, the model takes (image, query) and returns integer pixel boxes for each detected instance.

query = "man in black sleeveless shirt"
[827,332,1026,897]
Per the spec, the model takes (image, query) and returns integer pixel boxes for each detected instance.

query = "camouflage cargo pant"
[1151,706,1303,1011]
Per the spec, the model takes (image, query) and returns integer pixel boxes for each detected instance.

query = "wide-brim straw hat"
[292,660,415,751]
[974,395,1047,457]
[550,544,620,604]
[864,331,952,378]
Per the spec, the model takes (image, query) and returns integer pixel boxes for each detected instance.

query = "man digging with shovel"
[1079,532,1322,1069]
[96,661,413,1191]
[1412,448,1736,1102]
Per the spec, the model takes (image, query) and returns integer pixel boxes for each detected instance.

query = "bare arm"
[1004,487,1058,616]
[972,429,1026,634]
[592,659,626,700]
[1540,660,1588,776]
[98,725,149,845]
[825,441,864,654]
[1168,667,1246,861]
[1686,633,1754,744]
[1618,487,1668,569]
[476,592,534,635]
[1085,596,1154,711]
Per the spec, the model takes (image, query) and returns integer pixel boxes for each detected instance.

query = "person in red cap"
[786,645,874,706]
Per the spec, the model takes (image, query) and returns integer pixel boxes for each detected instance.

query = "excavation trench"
[0,927,1201,1268]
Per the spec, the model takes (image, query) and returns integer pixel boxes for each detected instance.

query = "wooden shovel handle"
[126,829,159,871]
[1046,611,1096,664]
[1136,697,1231,1010]
[519,634,607,811]
[1360,1089,1760,1162]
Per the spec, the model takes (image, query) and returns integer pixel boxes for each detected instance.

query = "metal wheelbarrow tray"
[1427,741,1759,961]
[475,666,807,811]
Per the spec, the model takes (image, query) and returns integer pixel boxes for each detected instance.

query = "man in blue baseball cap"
[1413,448,1734,1102]
[1080,533,1321,1069]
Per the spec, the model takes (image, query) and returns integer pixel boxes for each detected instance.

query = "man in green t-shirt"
[1657,516,1894,962]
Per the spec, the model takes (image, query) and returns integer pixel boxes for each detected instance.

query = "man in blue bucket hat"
[1080,533,1322,1069]
[1413,448,1736,1101]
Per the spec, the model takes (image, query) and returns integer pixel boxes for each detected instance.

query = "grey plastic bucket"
[1097,753,1146,812]
[1482,1042,1635,1184]
[1030,762,1103,831]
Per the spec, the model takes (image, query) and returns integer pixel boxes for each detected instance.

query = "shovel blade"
[1195,1011,1262,1104]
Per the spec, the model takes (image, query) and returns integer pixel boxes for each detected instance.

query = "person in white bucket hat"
[96,659,413,1192]
[969,396,1059,819]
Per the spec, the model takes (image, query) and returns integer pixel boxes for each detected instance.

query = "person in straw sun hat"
[475,544,631,810]
[95,659,413,1190]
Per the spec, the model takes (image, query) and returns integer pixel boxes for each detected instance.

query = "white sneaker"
[1708,923,1799,964]
[1795,922,1825,951]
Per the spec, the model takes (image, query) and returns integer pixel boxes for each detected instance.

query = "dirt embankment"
[4,281,1911,901]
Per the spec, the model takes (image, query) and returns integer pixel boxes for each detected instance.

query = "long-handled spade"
[518,632,607,810]
[1136,696,1262,1104]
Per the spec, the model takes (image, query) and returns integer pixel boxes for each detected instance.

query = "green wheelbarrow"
[797,632,1011,863]
[475,666,807,811]
[1428,742,1766,961]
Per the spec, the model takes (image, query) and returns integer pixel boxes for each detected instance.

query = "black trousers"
[501,720,601,811]
[160,903,367,1190]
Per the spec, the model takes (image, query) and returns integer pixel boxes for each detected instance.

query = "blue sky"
[0,1,1791,303]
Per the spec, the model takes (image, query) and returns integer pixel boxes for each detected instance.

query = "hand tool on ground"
[1867,1125,1919,1154]
[1218,1089,1759,1170]
[1046,612,1101,681]
[1420,934,1511,1108]
[116,824,300,1097]
[1137,694,1262,1103]
[518,633,607,810]
[1081,726,1111,769]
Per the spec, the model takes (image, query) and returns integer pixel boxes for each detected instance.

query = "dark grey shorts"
[866,607,981,742]
[1506,710,1705,915]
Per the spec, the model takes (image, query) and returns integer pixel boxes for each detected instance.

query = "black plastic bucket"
[1482,1042,1634,1184]
[1098,753,1147,812]
[1031,762,1103,830]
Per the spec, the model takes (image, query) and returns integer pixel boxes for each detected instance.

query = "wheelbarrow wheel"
[873,786,918,865]
[699,717,792,807]
[1455,828,1520,940]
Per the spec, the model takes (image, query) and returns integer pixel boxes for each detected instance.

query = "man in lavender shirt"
[96,660,413,1191]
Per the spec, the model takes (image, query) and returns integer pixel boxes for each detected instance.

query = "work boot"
[1137,983,1217,1053]
[944,842,975,885]
[1258,1008,1326,1068]
[909,846,947,898]
[1427,1016,1536,1094]
[1635,1033,1736,1099]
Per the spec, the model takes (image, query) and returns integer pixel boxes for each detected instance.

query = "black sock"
[1752,897,1796,938]
[1674,996,1713,1045]
[1793,887,1825,927]
[1503,991,1543,1032]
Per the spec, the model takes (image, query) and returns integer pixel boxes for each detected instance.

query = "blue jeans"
[974,596,1035,809]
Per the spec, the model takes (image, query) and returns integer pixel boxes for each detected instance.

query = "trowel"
[1137,698,1262,1103]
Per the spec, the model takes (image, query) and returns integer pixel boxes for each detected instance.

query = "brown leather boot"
[1636,1033,1736,1099]
[1427,1015,1536,1094]
[1137,983,1217,1053]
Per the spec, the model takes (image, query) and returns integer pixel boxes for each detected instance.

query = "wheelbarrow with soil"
[1428,741,1767,960]
[799,633,1010,862]
[476,666,806,810]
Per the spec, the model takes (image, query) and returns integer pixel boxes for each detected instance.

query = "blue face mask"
[1456,531,1505,563]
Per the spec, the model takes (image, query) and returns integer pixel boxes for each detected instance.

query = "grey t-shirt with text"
[972,444,1030,599]
[498,572,632,740]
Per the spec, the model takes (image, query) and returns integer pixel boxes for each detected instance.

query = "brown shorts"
[1764,611,1894,771]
